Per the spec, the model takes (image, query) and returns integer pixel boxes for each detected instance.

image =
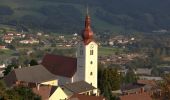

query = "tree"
[29,59,38,66]
[158,73,170,99]
[3,64,18,76]
[0,80,41,100]
[13,86,41,100]
[124,69,138,84]
[98,67,121,100]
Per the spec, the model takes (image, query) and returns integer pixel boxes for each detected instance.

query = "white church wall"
[74,41,98,89]
[84,41,98,88]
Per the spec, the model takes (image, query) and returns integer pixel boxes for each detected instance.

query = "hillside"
[0,0,170,33]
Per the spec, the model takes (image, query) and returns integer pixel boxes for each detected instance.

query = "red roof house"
[120,92,152,100]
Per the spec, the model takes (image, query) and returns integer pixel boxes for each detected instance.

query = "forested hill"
[0,0,170,33]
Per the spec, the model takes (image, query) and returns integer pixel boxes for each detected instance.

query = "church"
[3,10,101,100]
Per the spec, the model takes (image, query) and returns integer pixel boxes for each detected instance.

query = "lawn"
[0,49,14,55]
[99,47,124,56]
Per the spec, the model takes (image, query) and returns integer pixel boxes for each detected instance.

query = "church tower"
[75,9,98,89]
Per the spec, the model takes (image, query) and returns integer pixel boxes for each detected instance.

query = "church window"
[90,72,93,75]
[90,50,93,55]
[90,61,93,64]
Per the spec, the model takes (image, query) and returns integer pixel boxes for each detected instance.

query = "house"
[69,94,105,100]
[62,81,97,96]
[137,80,159,95]
[134,68,152,76]
[0,45,6,49]
[121,83,145,95]
[37,32,43,36]
[3,36,13,43]
[19,39,39,44]
[3,65,58,87]
[6,32,14,36]
[119,92,152,100]
[139,76,163,81]
[32,85,68,100]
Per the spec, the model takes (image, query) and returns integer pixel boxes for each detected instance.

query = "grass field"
[99,47,124,56]
[0,49,15,62]
[0,49,13,55]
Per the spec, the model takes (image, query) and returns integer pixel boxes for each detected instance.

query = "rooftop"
[42,54,77,78]
[3,65,57,87]
[32,85,58,100]
[69,94,105,100]
[120,92,152,100]
[63,81,96,94]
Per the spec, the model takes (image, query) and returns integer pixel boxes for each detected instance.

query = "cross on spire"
[86,4,89,15]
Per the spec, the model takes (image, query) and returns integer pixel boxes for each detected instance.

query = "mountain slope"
[0,0,170,33]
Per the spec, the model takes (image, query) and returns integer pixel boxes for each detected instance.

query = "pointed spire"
[85,6,91,29]
[86,4,89,15]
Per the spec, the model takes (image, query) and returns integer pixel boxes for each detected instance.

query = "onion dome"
[81,9,94,45]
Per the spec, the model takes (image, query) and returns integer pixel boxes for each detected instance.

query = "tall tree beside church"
[98,67,121,99]
[124,69,138,84]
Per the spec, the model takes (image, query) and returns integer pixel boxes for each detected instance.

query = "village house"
[19,39,39,44]
[134,68,152,76]
[0,45,6,49]
[69,94,105,100]
[119,92,152,100]
[3,36,13,43]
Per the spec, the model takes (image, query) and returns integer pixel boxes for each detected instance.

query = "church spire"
[85,5,90,30]
[82,7,94,45]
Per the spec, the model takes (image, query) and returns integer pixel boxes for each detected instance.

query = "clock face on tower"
[90,44,94,49]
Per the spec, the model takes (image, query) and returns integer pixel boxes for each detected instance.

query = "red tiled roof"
[41,54,77,78]
[120,92,152,100]
[137,80,156,86]
[69,94,105,100]
[32,85,58,100]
